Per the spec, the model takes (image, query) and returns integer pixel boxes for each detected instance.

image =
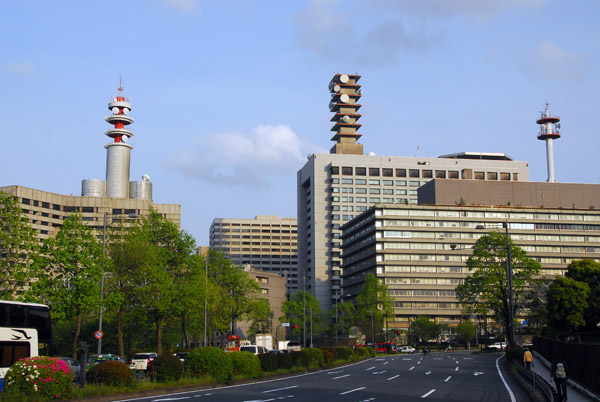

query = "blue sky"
[1,0,599,245]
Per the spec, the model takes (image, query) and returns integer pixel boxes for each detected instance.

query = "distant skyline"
[2,0,599,246]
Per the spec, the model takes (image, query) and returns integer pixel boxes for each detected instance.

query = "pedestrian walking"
[523,348,533,370]
[551,359,568,401]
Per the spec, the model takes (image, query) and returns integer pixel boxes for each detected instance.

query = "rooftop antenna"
[536,102,561,183]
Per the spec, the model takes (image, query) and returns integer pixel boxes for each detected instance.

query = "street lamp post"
[204,250,208,347]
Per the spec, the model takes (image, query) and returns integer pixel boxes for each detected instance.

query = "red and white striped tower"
[536,103,561,183]
[104,79,134,198]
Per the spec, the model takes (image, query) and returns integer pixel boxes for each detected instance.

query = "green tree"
[456,319,476,349]
[205,250,262,347]
[32,213,103,358]
[247,298,273,335]
[330,300,355,340]
[280,290,323,345]
[456,231,542,347]
[104,223,158,357]
[0,191,39,299]
[136,208,198,354]
[546,276,590,335]
[354,273,394,343]
[565,259,600,330]
[410,316,440,345]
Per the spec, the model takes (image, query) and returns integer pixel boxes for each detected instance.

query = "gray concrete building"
[209,216,298,293]
[341,181,600,329]
[297,73,531,312]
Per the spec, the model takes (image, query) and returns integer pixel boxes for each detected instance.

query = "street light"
[98,211,139,355]
[475,222,515,348]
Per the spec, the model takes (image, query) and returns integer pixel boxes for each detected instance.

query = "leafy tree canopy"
[565,259,600,330]
[546,276,590,334]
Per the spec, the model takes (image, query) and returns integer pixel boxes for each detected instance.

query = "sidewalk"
[531,352,599,401]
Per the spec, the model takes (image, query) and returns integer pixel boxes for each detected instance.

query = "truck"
[253,334,273,351]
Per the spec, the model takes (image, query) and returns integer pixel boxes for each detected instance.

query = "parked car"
[240,345,266,355]
[175,352,189,362]
[488,342,506,350]
[286,342,301,352]
[398,346,416,354]
[130,352,158,371]
[59,357,80,380]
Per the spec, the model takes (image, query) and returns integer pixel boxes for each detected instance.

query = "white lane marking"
[376,358,385,361]
[153,398,191,401]
[243,399,275,402]
[463,357,473,360]
[433,358,443,360]
[340,387,366,395]
[455,366,459,371]
[372,370,387,374]
[403,358,412,361]
[421,389,436,398]
[409,366,415,370]
[383,361,389,365]
[263,386,298,393]
[417,361,422,365]
[193,394,212,398]
[333,374,350,379]
[366,366,375,371]
[387,375,400,380]
[328,370,344,374]
[496,355,517,402]
[425,371,432,375]
[444,376,452,382]
[474,372,485,376]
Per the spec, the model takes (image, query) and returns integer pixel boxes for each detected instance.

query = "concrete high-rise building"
[341,181,600,329]
[1,82,180,244]
[209,216,298,293]
[297,73,531,312]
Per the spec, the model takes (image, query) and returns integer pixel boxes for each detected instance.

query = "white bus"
[0,301,52,391]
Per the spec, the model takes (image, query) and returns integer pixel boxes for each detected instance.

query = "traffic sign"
[282,323,290,327]
[94,330,104,339]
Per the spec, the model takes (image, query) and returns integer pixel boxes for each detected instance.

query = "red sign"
[228,335,240,341]
[94,330,104,339]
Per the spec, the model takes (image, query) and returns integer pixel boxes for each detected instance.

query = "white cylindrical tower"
[536,103,561,183]
[104,80,134,198]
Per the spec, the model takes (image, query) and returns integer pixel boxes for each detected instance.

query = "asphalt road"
[114,351,529,402]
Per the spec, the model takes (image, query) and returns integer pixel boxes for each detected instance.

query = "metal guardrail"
[514,363,556,402]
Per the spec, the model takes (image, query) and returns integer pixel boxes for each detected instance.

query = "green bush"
[333,346,355,361]
[148,354,183,382]
[2,356,74,400]
[321,349,334,365]
[257,353,278,372]
[276,352,293,369]
[185,347,233,384]
[89,361,135,387]
[231,352,261,378]
[303,347,324,368]
[290,350,311,368]
[354,346,374,358]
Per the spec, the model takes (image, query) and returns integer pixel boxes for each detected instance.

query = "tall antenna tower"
[536,103,561,183]
[104,79,134,197]
[328,74,363,155]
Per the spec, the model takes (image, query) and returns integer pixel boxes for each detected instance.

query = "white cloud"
[0,62,35,77]
[160,0,201,13]
[165,125,311,188]
[520,41,585,81]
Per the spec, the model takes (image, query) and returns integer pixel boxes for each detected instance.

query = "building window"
[487,172,498,180]
[356,167,367,176]
[356,188,367,194]
[369,188,380,194]
[369,179,380,185]
[342,166,353,175]
[383,189,394,195]
[448,171,459,179]
[474,171,485,180]
[396,169,406,177]
[369,168,380,176]
[409,169,420,178]
[382,168,393,177]
[369,197,381,203]
[331,166,339,175]
[435,170,446,178]
[332,178,339,184]
[342,178,353,184]
[260,288,269,294]
[409,181,420,187]
[21,198,30,205]
[500,172,511,181]
[396,180,406,186]
[356,179,366,185]
[257,276,269,284]
[422,170,433,178]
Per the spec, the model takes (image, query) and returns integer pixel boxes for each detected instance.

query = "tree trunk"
[118,306,125,357]
[72,313,82,359]
[156,314,163,354]
[181,315,189,350]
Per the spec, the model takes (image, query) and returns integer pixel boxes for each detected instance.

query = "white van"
[240,345,266,355]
